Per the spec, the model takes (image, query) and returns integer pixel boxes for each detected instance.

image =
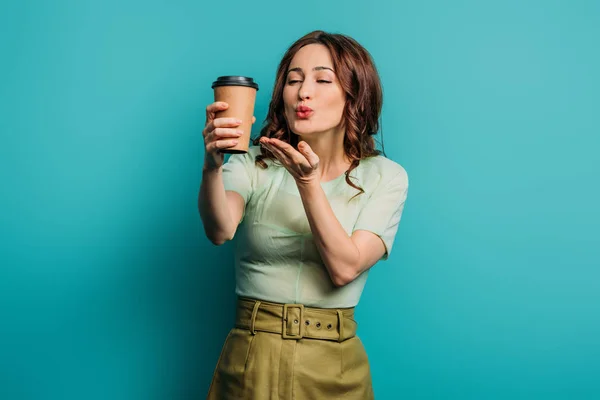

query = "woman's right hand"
[202,101,243,171]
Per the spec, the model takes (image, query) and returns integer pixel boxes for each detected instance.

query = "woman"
[200,30,409,399]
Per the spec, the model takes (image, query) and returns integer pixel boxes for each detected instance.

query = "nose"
[298,81,313,100]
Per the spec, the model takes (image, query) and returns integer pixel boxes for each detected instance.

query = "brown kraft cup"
[211,76,259,154]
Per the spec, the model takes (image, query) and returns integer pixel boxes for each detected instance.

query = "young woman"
[200,30,409,399]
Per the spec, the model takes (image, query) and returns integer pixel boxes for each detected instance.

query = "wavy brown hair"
[252,30,385,196]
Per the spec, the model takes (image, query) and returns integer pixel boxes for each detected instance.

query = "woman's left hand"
[259,137,320,186]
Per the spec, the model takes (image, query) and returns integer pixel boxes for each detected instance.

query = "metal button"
[293,319,299,324]
[316,322,321,328]
[305,320,310,326]
[327,324,333,330]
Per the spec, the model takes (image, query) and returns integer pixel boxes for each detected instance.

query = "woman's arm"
[260,137,386,287]
[296,182,386,286]
[198,167,245,246]
[198,102,249,245]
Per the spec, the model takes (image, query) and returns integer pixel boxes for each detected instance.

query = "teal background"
[1,0,598,399]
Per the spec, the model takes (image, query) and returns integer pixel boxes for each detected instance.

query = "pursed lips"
[296,105,313,112]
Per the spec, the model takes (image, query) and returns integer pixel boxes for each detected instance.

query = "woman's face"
[283,44,346,139]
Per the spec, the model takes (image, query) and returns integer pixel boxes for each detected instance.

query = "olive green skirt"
[207,297,374,399]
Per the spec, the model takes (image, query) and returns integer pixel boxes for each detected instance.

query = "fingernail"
[236,119,242,124]
[237,130,243,135]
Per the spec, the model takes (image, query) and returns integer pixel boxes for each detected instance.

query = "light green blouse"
[222,146,409,308]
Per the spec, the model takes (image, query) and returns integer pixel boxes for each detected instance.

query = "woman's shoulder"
[359,154,409,187]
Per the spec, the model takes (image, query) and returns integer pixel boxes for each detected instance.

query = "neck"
[299,129,351,182]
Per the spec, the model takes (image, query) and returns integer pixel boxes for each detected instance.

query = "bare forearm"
[198,167,236,245]
[297,182,360,286]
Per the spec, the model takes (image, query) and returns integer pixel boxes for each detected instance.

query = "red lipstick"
[296,105,313,119]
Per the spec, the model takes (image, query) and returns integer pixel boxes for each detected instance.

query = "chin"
[291,129,321,140]
[290,122,328,137]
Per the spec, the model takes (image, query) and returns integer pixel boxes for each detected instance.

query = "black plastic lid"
[211,76,259,90]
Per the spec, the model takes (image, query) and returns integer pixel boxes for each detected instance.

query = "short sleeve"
[221,151,255,208]
[352,169,409,260]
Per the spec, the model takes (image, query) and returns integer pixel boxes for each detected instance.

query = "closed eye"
[287,79,332,84]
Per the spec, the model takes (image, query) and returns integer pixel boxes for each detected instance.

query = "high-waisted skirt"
[207,297,374,399]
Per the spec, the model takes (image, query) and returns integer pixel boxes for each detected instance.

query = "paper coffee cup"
[211,76,259,154]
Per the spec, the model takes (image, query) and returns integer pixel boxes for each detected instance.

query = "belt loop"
[250,301,261,335]
[336,310,344,342]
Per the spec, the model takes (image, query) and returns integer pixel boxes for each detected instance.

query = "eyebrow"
[287,66,335,75]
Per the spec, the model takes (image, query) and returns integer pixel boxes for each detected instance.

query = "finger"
[270,147,290,165]
[261,141,289,163]
[208,128,243,141]
[298,141,320,169]
[269,138,307,165]
[252,116,256,124]
[213,117,243,129]
[205,117,243,134]
[269,138,295,153]
[205,102,229,122]
[207,139,239,152]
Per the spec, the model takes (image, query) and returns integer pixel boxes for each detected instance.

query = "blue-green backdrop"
[1,0,598,399]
